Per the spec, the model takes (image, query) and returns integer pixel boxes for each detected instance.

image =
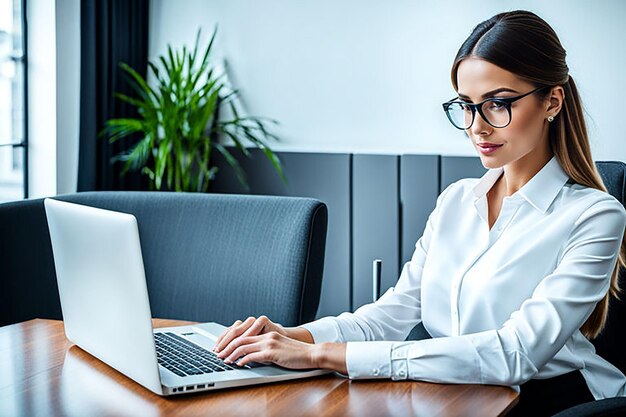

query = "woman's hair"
[450,10,625,339]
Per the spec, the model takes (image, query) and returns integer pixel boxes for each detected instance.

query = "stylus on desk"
[373,259,382,302]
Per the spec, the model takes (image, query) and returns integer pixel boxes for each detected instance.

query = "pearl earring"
[547,115,554,122]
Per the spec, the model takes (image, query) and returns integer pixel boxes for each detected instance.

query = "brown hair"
[450,10,625,339]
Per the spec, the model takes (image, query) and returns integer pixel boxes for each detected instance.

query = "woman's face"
[455,57,553,170]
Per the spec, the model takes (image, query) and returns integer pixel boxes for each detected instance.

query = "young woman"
[213,10,626,415]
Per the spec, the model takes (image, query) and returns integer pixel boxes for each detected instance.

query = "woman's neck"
[500,149,554,197]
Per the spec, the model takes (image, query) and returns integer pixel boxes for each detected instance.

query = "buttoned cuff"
[390,343,412,380]
[299,317,341,344]
[346,341,395,379]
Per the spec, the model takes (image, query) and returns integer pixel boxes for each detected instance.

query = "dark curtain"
[77,0,150,191]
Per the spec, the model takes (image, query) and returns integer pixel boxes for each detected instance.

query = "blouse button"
[373,368,379,376]
[398,369,406,377]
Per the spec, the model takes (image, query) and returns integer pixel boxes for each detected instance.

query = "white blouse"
[302,156,626,399]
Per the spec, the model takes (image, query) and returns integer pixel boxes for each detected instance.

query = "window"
[0,0,26,203]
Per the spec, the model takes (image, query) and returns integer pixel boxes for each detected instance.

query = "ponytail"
[552,75,626,339]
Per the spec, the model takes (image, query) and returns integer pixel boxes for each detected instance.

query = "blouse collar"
[472,156,571,214]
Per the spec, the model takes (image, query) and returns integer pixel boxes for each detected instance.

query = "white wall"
[27,0,57,198]
[149,0,626,162]
[55,0,80,195]
[26,0,79,199]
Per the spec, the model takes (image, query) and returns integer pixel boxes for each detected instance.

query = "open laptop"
[44,198,329,396]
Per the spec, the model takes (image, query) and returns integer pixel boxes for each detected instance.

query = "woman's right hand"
[213,316,314,354]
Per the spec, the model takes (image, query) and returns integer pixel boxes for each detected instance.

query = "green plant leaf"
[108,24,285,193]
[220,128,251,157]
[214,142,249,191]
[119,62,158,105]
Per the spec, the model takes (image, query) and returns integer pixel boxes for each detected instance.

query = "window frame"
[0,0,28,200]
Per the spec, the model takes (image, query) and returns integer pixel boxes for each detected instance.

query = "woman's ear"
[545,86,565,118]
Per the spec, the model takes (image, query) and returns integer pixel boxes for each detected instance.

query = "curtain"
[77,0,150,191]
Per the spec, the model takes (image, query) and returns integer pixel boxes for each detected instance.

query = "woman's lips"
[477,143,503,155]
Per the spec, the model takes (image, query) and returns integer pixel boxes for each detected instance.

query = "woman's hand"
[213,316,313,354]
[213,316,347,374]
[213,316,285,353]
[217,331,318,369]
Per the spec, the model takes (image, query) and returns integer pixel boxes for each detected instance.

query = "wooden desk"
[0,319,518,416]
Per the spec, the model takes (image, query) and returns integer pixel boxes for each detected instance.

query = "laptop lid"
[44,198,163,395]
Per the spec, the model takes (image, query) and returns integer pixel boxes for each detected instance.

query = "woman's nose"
[469,110,493,136]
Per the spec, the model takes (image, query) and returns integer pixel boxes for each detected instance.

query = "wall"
[149,0,626,162]
[25,1,626,199]
[27,0,57,198]
[55,0,80,195]
[26,0,80,199]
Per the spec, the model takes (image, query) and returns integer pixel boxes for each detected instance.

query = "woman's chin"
[477,154,505,170]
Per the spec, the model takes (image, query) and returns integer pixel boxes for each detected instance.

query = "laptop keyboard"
[154,332,246,377]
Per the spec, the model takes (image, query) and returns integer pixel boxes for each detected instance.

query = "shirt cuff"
[299,317,341,344]
[346,341,395,379]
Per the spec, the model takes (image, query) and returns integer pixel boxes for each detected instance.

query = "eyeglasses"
[442,86,550,130]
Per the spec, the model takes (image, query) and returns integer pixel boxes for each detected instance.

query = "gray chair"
[0,192,328,328]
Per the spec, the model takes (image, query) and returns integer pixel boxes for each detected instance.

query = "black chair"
[0,192,328,328]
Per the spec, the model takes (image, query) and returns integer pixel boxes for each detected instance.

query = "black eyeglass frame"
[442,85,552,130]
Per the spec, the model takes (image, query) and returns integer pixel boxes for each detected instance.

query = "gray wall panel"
[352,155,399,310]
[400,155,440,265]
[211,149,351,318]
[440,156,487,191]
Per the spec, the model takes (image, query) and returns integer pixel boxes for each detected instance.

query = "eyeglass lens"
[446,101,510,129]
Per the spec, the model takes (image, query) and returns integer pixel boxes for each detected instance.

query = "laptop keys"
[154,332,239,377]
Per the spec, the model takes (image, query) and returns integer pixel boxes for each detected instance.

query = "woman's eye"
[488,102,506,110]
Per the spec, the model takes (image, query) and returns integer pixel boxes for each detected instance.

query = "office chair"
[0,192,328,328]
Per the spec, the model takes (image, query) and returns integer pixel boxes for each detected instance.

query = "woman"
[214,10,626,415]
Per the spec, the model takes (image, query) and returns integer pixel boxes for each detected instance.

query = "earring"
[547,115,554,122]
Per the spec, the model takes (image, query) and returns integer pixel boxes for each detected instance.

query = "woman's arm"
[312,343,348,374]
[342,198,626,384]
[300,182,457,346]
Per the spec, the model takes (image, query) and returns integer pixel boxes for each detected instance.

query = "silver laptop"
[44,198,329,396]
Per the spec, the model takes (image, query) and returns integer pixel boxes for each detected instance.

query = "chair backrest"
[593,161,626,375]
[0,192,328,327]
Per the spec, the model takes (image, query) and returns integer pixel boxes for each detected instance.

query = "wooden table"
[0,319,518,417]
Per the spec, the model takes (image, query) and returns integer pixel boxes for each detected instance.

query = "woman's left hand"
[216,331,318,369]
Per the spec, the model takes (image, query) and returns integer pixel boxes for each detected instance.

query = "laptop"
[44,198,329,396]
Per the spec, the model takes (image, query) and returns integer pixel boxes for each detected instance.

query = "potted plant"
[102,27,285,192]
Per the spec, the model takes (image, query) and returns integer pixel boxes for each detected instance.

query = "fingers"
[215,316,277,354]
[235,351,270,368]
[216,332,315,370]
[240,315,270,338]
[223,332,281,365]
[214,319,241,348]
[223,338,263,364]
[214,317,256,353]
[218,333,265,361]
[218,330,282,360]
